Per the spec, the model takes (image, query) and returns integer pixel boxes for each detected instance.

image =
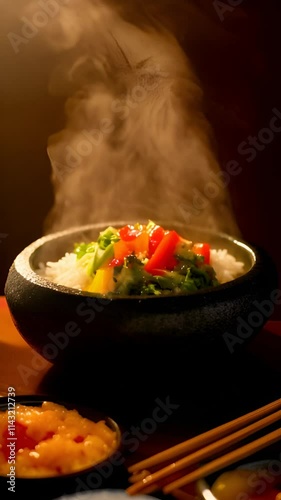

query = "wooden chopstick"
[128,398,281,474]
[163,427,281,494]
[126,408,281,495]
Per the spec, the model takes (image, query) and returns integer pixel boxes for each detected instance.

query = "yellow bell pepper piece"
[87,268,115,294]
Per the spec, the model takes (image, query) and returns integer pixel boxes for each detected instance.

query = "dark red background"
[0,0,280,316]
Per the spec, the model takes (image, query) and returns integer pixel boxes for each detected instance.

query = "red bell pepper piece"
[148,225,165,257]
[192,243,211,265]
[119,225,142,241]
[144,230,181,275]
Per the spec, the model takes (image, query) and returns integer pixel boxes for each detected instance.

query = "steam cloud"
[24,0,241,235]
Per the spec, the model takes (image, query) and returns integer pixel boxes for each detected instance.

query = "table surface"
[1,295,281,499]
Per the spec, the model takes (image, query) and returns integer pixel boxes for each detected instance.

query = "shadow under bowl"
[0,395,127,500]
[4,221,278,377]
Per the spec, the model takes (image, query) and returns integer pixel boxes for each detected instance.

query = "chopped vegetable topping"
[73,221,220,296]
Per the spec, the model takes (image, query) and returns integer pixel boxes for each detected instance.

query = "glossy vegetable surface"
[73,220,219,296]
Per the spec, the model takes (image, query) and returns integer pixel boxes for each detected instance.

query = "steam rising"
[26,0,241,235]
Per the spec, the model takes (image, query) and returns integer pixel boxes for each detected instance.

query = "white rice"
[210,249,245,284]
[38,249,245,291]
[38,253,91,291]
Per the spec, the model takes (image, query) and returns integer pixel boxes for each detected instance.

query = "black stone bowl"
[0,395,127,500]
[4,221,278,376]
